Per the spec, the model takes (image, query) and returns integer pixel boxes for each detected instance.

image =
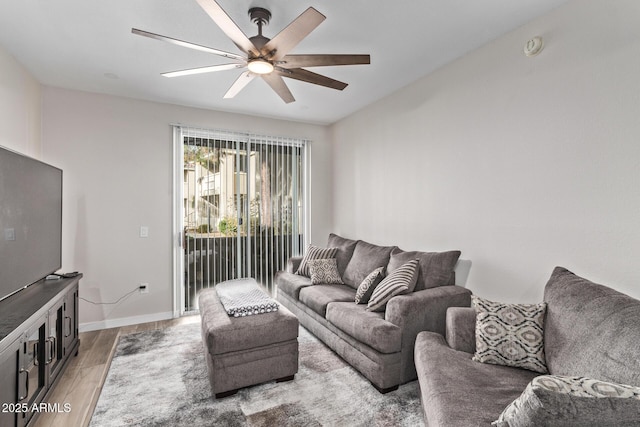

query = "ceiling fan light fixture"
[247,59,274,75]
[133,0,370,102]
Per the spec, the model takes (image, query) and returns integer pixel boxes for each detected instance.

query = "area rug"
[89,321,424,426]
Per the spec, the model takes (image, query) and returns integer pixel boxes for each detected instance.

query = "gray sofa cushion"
[494,375,640,427]
[543,266,640,386]
[275,271,312,299]
[326,302,402,354]
[327,233,358,277]
[342,240,396,289]
[298,284,356,317]
[415,331,538,427]
[387,248,461,291]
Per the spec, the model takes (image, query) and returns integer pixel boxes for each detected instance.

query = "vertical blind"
[175,126,309,313]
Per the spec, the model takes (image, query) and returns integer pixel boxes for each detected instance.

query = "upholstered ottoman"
[198,280,299,398]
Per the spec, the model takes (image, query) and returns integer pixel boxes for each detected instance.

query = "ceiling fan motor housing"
[248,8,272,54]
[249,35,270,53]
[248,7,271,27]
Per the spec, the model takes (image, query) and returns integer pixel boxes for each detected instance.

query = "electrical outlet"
[4,228,15,241]
[139,283,149,294]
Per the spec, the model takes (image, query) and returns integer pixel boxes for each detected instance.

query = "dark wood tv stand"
[0,275,81,427]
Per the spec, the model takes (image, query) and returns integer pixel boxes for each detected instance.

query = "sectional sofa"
[414,266,640,426]
[275,233,471,392]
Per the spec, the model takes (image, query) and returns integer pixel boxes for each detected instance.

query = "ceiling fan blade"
[277,68,347,91]
[224,71,255,99]
[162,63,245,78]
[262,7,326,61]
[261,73,295,103]
[195,0,260,57]
[278,54,370,68]
[131,28,245,61]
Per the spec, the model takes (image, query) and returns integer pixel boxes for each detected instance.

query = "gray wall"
[3,0,640,329]
[330,0,640,301]
[41,87,331,330]
[0,44,41,157]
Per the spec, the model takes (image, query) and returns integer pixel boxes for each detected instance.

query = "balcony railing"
[183,232,302,312]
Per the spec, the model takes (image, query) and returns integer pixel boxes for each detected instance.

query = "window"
[173,127,310,313]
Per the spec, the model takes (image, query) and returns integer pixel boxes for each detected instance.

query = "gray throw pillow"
[367,259,419,312]
[354,267,385,304]
[295,245,338,277]
[493,375,640,427]
[473,295,548,374]
[308,258,344,285]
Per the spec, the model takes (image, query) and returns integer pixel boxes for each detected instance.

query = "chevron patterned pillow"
[354,267,385,304]
[472,295,548,374]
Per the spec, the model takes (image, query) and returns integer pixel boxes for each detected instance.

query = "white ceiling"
[0,0,569,125]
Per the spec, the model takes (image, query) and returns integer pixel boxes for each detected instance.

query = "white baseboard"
[79,311,175,332]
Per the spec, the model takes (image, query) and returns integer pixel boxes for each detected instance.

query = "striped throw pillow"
[367,259,419,312]
[295,245,338,277]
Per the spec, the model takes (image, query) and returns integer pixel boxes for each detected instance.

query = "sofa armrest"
[286,256,303,273]
[385,285,472,336]
[385,285,471,382]
[445,307,476,354]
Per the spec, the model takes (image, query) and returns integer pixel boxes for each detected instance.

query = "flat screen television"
[0,145,62,302]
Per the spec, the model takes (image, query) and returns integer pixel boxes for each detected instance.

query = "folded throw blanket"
[215,278,279,317]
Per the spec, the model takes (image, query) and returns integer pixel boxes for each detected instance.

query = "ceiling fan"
[132,0,370,103]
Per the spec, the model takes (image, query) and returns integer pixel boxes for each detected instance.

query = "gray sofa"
[414,266,640,426]
[275,233,472,392]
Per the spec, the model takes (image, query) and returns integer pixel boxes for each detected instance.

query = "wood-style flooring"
[32,315,201,427]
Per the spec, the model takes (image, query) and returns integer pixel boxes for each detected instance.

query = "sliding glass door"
[174,127,309,313]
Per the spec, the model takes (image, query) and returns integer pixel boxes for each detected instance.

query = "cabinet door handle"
[46,337,56,364]
[18,368,29,401]
[45,339,51,364]
[33,342,39,366]
[65,316,72,337]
